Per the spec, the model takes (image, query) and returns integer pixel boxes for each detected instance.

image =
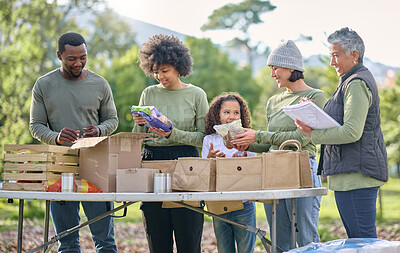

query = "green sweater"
[29,69,118,145]
[311,79,384,191]
[132,84,209,147]
[249,88,327,157]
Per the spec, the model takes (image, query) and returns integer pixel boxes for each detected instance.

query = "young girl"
[202,92,256,253]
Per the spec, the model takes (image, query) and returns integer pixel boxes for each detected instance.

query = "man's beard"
[70,70,82,78]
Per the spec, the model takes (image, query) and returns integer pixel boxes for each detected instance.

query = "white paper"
[283,101,341,130]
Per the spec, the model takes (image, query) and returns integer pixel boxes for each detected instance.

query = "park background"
[0,0,399,252]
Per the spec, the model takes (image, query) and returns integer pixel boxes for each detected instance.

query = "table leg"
[17,199,24,253]
[291,198,297,249]
[43,200,50,252]
[271,200,277,253]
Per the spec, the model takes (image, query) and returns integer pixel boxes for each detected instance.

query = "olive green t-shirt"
[29,69,118,145]
[132,84,209,147]
[249,88,327,157]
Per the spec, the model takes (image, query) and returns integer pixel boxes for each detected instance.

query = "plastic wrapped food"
[131,106,173,132]
[43,179,102,193]
[213,119,245,148]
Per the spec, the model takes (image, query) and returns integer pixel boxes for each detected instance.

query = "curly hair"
[205,92,251,135]
[138,34,193,76]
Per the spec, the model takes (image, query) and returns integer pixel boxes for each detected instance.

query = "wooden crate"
[3,144,79,191]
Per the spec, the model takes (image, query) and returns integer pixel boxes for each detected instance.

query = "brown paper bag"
[215,156,262,191]
[172,158,216,192]
[141,160,177,173]
[262,140,312,189]
[206,201,244,215]
[279,140,313,188]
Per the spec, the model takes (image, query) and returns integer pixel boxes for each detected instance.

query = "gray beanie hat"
[267,40,305,72]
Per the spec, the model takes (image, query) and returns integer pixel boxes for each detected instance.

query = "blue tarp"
[285,238,400,252]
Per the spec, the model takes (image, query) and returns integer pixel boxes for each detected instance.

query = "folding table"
[0,187,327,253]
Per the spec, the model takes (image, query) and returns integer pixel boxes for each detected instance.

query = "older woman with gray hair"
[296,27,388,238]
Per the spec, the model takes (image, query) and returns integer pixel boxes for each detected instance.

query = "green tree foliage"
[201,0,276,72]
[304,56,339,98]
[103,46,148,133]
[87,7,136,73]
[252,66,279,129]
[380,72,400,172]
[0,0,135,176]
[183,36,262,112]
[0,0,80,173]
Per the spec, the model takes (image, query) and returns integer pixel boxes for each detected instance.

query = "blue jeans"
[335,187,379,238]
[50,201,117,253]
[213,201,256,253]
[264,157,321,251]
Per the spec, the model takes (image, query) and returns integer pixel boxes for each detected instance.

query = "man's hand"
[82,125,100,138]
[207,142,226,158]
[56,127,80,145]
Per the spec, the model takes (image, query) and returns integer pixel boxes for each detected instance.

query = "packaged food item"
[43,179,102,193]
[213,119,245,148]
[43,180,62,192]
[75,179,102,193]
[131,106,173,132]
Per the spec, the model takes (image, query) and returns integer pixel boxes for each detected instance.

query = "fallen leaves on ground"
[0,220,399,252]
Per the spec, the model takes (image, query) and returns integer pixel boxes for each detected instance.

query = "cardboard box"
[70,132,150,192]
[116,168,160,193]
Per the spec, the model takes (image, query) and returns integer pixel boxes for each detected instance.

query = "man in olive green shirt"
[29,32,118,252]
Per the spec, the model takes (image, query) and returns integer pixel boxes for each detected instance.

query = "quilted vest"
[319,64,388,182]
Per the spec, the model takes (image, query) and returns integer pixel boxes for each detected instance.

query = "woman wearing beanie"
[296,28,388,238]
[232,40,326,251]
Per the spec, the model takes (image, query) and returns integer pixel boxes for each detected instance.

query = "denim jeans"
[50,201,117,253]
[335,187,379,238]
[264,157,321,251]
[213,201,256,253]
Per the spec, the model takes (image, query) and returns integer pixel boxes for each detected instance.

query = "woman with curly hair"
[132,34,209,253]
[202,92,257,253]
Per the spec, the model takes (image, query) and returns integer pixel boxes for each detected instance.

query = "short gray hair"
[327,27,365,63]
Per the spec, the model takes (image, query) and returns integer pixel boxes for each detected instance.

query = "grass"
[1,177,399,240]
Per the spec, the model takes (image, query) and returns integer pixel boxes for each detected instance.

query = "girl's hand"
[207,142,226,158]
[295,119,312,137]
[149,127,172,138]
[232,151,248,157]
[132,113,147,125]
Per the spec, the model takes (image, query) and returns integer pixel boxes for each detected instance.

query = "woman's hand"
[230,128,256,151]
[295,119,312,137]
[207,142,226,158]
[149,127,172,138]
[132,113,147,125]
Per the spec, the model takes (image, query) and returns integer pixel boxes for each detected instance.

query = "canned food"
[154,173,166,193]
[165,173,172,193]
[62,173,75,192]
